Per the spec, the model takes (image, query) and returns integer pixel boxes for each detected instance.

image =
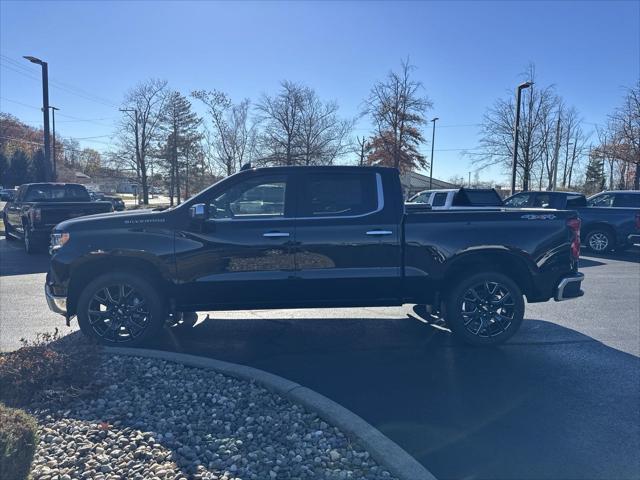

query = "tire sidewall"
[446,271,525,346]
[586,229,613,253]
[77,272,165,346]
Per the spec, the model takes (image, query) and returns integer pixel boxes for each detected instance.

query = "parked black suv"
[46,166,584,347]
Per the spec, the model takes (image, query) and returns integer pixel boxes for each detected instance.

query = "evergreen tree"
[9,149,32,186]
[31,149,47,182]
[160,91,201,205]
[583,154,606,195]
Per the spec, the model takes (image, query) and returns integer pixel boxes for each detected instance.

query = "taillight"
[30,208,42,224]
[567,217,581,259]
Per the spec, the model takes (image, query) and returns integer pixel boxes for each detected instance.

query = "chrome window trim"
[210,173,384,222]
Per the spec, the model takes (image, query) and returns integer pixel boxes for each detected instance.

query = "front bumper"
[45,283,67,316]
[554,272,585,301]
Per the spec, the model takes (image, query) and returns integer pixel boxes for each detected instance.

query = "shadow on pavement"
[583,246,640,264]
[144,314,640,480]
[0,237,50,276]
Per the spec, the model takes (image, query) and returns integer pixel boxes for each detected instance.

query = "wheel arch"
[67,254,171,316]
[440,249,535,300]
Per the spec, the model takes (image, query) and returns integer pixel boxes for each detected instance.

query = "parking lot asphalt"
[1,235,638,479]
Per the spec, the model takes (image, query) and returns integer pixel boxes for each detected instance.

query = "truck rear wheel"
[77,272,165,346]
[445,272,524,346]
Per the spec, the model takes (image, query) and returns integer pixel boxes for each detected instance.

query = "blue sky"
[1,0,638,184]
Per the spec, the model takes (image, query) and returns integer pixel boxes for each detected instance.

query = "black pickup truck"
[45,166,584,347]
[504,191,640,253]
[3,183,113,253]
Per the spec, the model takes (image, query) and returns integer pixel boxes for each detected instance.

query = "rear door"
[291,170,402,304]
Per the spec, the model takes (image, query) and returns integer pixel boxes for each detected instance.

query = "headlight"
[50,232,70,251]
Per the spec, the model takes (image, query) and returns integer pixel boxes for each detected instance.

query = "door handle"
[263,231,290,238]
[366,230,393,236]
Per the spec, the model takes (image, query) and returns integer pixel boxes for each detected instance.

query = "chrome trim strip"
[209,173,385,222]
[45,284,67,315]
[554,272,585,301]
[263,232,290,238]
[366,230,393,235]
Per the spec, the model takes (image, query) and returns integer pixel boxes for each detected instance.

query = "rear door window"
[532,194,551,208]
[566,195,587,208]
[431,192,448,207]
[298,172,378,217]
[613,193,640,207]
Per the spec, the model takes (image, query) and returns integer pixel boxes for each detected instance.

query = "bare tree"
[193,90,255,176]
[474,65,559,190]
[607,81,640,189]
[364,59,432,172]
[297,90,354,165]
[255,81,307,166]
[117,79,168,204]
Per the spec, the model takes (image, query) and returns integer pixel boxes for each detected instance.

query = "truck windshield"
[24,184,90,202]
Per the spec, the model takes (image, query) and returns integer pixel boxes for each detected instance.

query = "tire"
[445,272,525,346]
[23,227,38,254]
[77,272,166,346]
[585,229,614,253]
[3,215,16,241]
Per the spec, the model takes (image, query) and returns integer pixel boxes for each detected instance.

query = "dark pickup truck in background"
[504,190,640,253]
[3,183,113,253]
[46,166,584,347]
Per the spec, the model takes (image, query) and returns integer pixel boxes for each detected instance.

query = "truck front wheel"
[77,272,165,346]
[445,272,524,346]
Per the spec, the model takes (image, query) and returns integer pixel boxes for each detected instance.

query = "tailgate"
[40,202,112,226]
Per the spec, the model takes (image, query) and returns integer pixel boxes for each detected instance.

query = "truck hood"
[55,208,166,231]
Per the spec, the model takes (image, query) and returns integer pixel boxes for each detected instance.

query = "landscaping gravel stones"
[30,355,398,480]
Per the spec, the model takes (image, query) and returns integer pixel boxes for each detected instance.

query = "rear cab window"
[298,172,379,217]
[431,192,448,207]
[613,193,640,207]
[24,184,90,202]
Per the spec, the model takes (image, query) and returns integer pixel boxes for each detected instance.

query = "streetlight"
[24,55,52,180]
[511,81,534,194]
[119,108,140,202]
[429,117,439,189]
[49,106,59,180]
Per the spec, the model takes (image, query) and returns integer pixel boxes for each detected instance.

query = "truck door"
[291,170,402,304]
[175,172,297,309]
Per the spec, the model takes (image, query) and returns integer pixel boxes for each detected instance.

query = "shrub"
[0,403,38,480]
[0,330,101,408]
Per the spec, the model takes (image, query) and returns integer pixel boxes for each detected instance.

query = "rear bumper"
[45,283,67,316]
[554,272,585,301]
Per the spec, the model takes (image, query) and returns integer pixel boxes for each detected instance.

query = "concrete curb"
[105,347,436,480]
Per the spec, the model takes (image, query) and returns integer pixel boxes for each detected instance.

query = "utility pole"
[511,81,534,194]
[551,110,562,191]
[468,171,471,187]
[24,56,52,180]
[429,117,439,189]
[49,106,59,181]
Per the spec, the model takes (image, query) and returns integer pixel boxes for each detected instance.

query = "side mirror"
[189,203,207,221]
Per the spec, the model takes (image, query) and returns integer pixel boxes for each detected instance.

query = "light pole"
[511,81,533,194]
[24,55,52,180]
[120,108,140,202]
[429,117,439,189]
[49,106,59,180]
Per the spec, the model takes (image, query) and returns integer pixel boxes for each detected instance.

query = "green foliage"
[0,330,100,408]
[0,403,38,480]
[31,149,47,182]
[583,155,606,195]
[7,150,32,187]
